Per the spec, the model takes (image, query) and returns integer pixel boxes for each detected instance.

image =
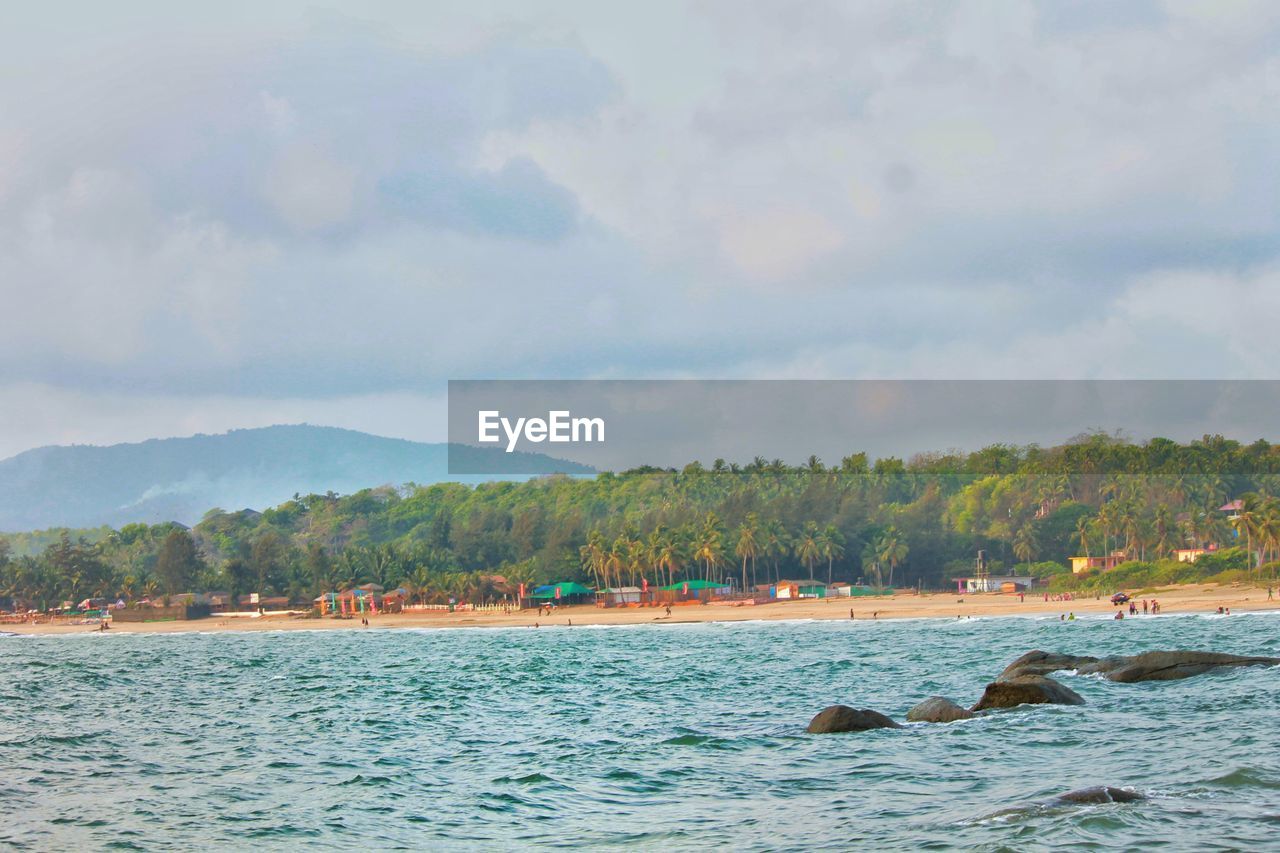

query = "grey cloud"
[2,2,1280,460]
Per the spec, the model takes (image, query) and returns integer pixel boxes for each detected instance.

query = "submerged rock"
[906,696,974,723]
[1091,650,1280,683]
[1001,649,1280,684]
[806,705,902,734]
[1055,786,1144,804]
[998,650,1099,681]
[970,675,1085,711]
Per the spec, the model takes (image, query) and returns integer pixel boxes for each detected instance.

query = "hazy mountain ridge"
[0,425,590,530]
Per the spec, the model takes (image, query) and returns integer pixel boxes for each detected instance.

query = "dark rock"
[1001,648,1280,684]
[806,705,903,734]
[998,650,1099,681]
[906,696,975,723]
[1096,650,1280,683]
[970,675,1085,711]
[1056,786,1144,804]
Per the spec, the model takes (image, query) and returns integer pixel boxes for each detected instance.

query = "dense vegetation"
[5,433,1280,610]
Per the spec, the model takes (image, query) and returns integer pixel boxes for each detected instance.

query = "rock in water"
[906,697,974,723]
[999,648,1280,684]
[1056,786,1144,804]
[806,705,902,734]
[998,650,1099,681]
[1095,650,1280,683]
[970,675,1085,711]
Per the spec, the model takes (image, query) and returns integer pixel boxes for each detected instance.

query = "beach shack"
[797,581,828,599]
[960,575,1035,594]
[774,579,827,599]
[381,587,408,613]
[238,593,291,611]
[656,579,729,603]
[597,586,643,607]
[529,582,595,605]
[1068,551,1127,574]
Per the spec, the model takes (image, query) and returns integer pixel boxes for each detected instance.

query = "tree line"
[4,432,1280,610]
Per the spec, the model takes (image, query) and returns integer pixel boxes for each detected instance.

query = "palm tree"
[1153,504,1174,560]
[1096,500,1115,557]
[794,523,821,580]
[875,528,909,588]
[1075,515,1092,559]
[1012,522,1038,566]
[694,513,725,584]
[1231,494,1262,572]
[579,529,606,589]
[1260,498,1280,575]
[604,542,626,591]
[763,520,789,584]
[820,524,845,584]
[618,536,643,587]
[1115,499,1140,559]
[734,514,760,593]
[861,540,883,588]
[655,530,683,587]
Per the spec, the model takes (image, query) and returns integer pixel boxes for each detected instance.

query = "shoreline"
[5,582,1277,636]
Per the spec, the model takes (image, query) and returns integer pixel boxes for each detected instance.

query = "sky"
[1,1,1279,459]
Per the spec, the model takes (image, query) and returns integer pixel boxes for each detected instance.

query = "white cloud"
[1,2,1279,458]
[713,208,845,282]
[263,142,357,232]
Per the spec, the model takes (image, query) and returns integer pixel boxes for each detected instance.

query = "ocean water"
[3,613,1279,850]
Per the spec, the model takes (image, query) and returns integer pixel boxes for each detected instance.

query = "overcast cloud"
[1,1,1278,458]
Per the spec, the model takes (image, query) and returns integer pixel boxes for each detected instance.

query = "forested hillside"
[3,433,1280,609]
[0,424,590,530]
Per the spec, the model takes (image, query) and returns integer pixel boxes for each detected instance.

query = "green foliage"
[6,433,1280,608]
[1189,546,1249,573]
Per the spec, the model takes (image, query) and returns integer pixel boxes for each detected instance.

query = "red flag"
[642,577,648,592]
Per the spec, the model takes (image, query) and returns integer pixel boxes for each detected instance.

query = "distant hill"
[0,425,593,531]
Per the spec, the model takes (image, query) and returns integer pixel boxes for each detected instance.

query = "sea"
[2,611,1278,850]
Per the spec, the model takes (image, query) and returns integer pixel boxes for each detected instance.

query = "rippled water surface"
[3,613,1279,850]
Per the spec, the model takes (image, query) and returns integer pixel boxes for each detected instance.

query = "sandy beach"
[6,582,1278,636]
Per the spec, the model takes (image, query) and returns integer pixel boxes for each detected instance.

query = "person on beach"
[1142,599,1149,615]
[1068,612,1075,620]
[1115,610,1124,620]
[850,609,854,619]
[665,604,672,617]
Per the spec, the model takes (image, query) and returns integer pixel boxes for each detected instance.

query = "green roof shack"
[657,579,730,603]
[529,582,595,604]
